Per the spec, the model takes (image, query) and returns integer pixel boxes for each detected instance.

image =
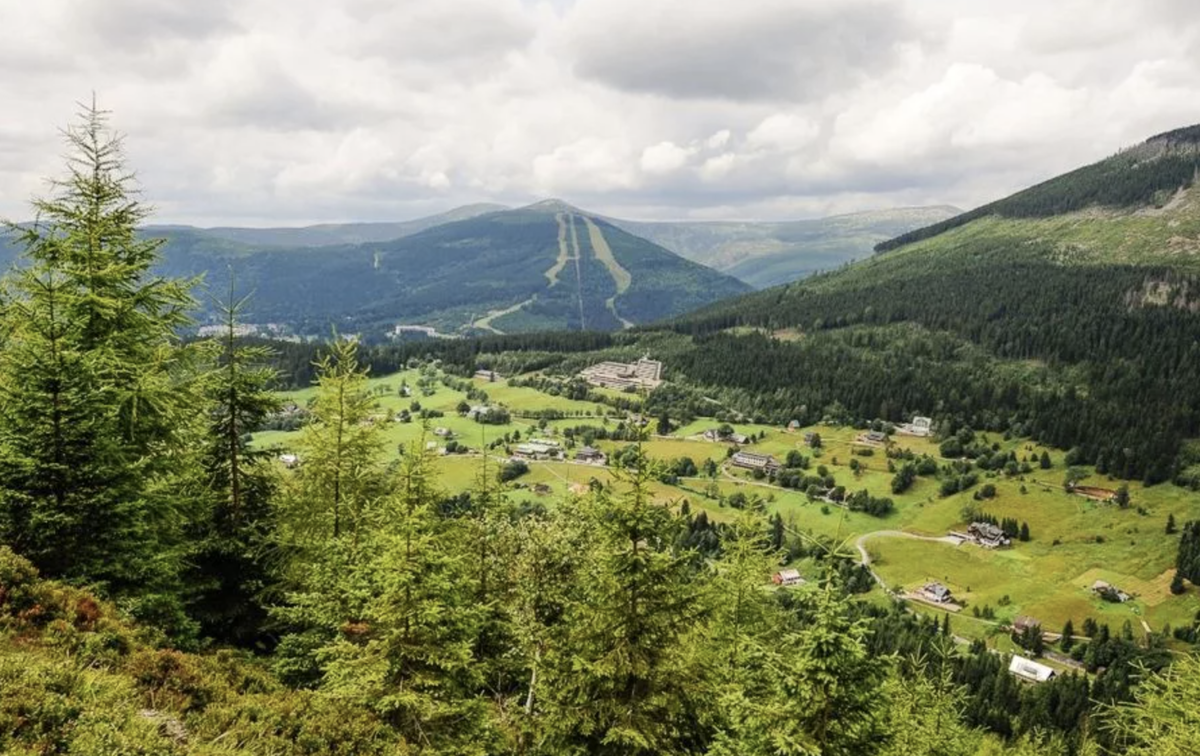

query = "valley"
[253,360,1200,657]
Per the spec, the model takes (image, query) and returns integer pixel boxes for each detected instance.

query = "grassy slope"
[257,366,1200,646]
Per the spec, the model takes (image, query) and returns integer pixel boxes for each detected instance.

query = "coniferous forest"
[2,109,1199,755]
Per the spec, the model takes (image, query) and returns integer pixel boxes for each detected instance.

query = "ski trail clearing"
[583,217,634,329]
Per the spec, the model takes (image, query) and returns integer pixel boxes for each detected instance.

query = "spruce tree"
[319,436,492,754]
[543,439,711,754]
[186,282,282,645]
[287,336,385,546]
[0,102,197,619]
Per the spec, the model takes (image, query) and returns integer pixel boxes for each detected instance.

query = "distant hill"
[134,201,746,336]
[610,206,959,288]
[146,203,509,248]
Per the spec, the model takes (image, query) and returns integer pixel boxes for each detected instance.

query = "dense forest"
[1,109,1198,755]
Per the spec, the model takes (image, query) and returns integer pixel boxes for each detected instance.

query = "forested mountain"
[611,205,960,288]
[148,202,509,247]
[647,124,1200,482]
[4,201,751,337]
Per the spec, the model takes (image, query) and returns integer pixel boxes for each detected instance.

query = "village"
[252,355,1200,685]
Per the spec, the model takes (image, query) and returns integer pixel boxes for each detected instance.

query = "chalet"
[1092,580,1132,603]
[787,420,801,432]
[579,357,664,390]
[434,427,454,438]
[575,446,606,464]
[279,453,299,469]
[702,428,724,442]
[920,582,953,603]
[866,430,887,444]
[773,569,804,587]
[911,416,933,435]
[1012,616,1042,634]
[730,433,751,445]
[730,451,781,474]
[1009,655,1056,683]
[967,521,1011,549]
[474,369,501,382]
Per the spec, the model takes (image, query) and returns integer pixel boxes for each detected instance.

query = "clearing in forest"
[544,212,572,286]
[583,216,634,329]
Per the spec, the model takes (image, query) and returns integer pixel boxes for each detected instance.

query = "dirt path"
[583,217,634,329]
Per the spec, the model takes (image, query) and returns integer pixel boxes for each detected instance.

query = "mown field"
[255,365,1200,647]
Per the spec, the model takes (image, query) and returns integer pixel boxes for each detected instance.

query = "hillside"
[611,205,959,288]
[648,126,1200,481]
[160,201,750,336]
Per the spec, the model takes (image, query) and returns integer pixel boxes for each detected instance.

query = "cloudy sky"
[2,0,1198,226]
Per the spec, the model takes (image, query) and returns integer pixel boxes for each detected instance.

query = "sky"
[1,0,1198,226]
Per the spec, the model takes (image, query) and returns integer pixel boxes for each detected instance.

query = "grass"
[259,365,1200,649]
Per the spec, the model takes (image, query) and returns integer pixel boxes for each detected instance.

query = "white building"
[1009,655,1056,683]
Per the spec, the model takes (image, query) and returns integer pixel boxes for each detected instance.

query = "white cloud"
[0,0,1199,224]
[640,141,693,175]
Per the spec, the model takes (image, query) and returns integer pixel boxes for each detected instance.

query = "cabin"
[468,405,492,420]
[1092,580,1132,603]
[773,569,804,587]
[474,369,501,382]
[866,430,887,443]
[702,428,724,442]
[575,446,606,464]
[920,582,953,603]
[1012,616,1042,634]
[730,433,751,445]
[803,432,817,446]
[279,453,299,469]
[967,521,1011,548]
[730,451,781,474]
[787,420,801,432]
[1008,655,1056,683]
[532,483,553,496]
[912,416,932,434]
[434,427,453,438]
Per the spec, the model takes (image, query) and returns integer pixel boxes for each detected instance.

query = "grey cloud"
[79,0,240,49]
[207,64,389,132]
[568,0,920,102]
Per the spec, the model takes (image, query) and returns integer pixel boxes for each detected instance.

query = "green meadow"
[257,365,1200,647]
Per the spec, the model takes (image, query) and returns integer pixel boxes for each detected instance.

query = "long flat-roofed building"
[580,358,663,390]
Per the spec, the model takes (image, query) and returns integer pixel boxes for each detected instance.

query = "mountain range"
[608,205,959,288]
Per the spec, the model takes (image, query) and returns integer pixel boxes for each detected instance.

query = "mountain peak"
[523,198,584,214]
